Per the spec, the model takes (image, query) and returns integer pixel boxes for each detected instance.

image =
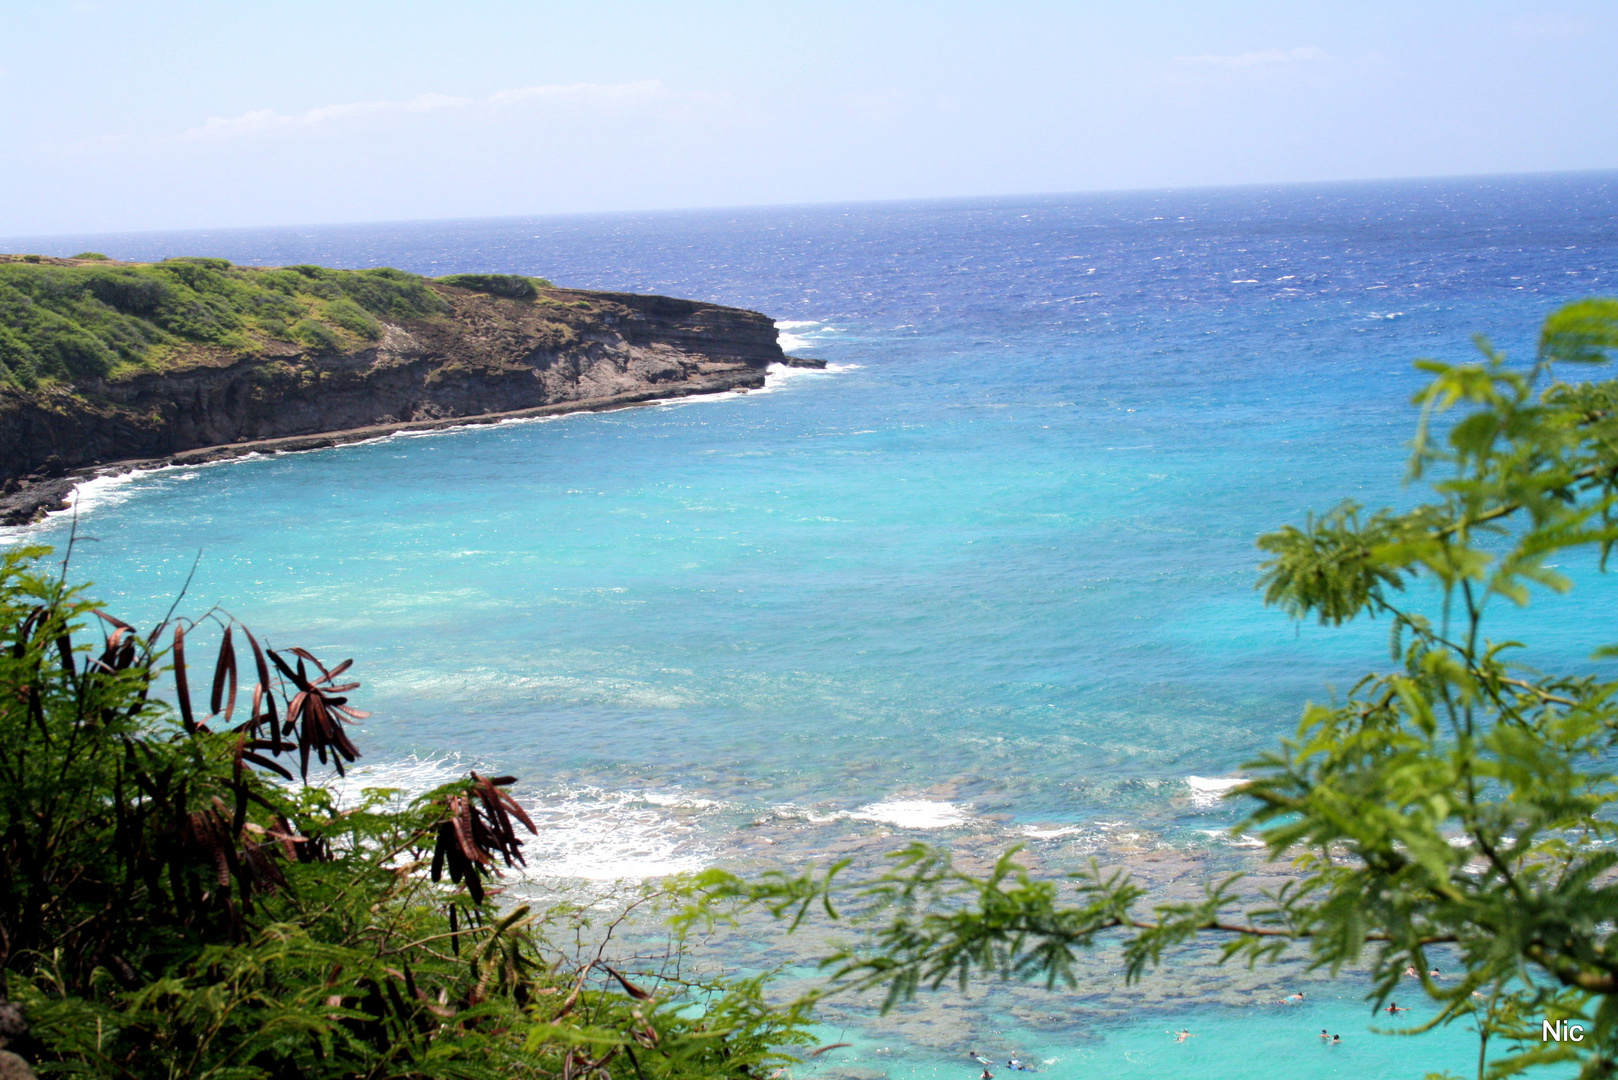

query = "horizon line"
[3,165,1614,247]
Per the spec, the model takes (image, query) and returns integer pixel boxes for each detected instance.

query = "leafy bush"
[323,297,384,341]
[0,323,41,387]
[435,274,552,301]
[81,268,170,316]
[333,267,451,320]
[291,318,343,353]
[45,327,115,379]
[0,549,816,1078]
[164,255,234,272]
[71,252,110,261]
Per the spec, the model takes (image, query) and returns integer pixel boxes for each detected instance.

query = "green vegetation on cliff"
[435,273,553,301]
[0,256,455,388]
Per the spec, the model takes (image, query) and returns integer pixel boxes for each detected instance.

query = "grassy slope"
[0,254,550,388]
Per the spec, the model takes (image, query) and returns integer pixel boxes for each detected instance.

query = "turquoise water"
[6,174,1615,1076]
[810,994,1509,1080]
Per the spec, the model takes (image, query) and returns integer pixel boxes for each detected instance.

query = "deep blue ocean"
[5,173,1616,1078]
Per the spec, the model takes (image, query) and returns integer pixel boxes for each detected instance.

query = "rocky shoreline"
[0,277,826,526]
[0,378,731,526]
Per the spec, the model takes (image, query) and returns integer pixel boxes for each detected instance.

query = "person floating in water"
[970,1054,993,1066]
[1386,1003,1409,1014]
[1331,1035,1342,1045]
[1280,991,1305,1004]
[980,1070,994,1080]
[1319,1029,1330,1040]
[1171,1030,1195,1043]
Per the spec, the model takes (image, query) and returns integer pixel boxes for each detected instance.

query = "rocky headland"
[0,255,818,524]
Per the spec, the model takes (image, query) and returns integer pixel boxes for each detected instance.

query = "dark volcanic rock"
[0,1001,35,1080]
[0,285,786,524]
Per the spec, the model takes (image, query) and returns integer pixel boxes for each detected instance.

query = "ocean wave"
[48,473,147,518]
[301,756,718,881]
[516,786,716,880]
[308,762,1261,881]
[1198,828,1266,849]
[641,790,723,810]
[1185,775,1249,808]
[744,360,857,397]
[757,797,972,831]
[761,362,822,385]
[850,799,971,829]
[774,318,846,354]
[0,457,259,543]
[776,330,815,353]
[321,753,472,807]
[375,666,700,711]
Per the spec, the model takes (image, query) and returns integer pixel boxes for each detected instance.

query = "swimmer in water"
[1172,1030,1195,1043]
[1331,1035,1342,1045]
[1319,1029,1330,1040]
[1386,1003,1409,1014]
[981,1070,994,1080]
[1406,966,1419,978]
[971,1055,993,1066]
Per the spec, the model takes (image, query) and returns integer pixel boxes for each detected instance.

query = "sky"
[1,0,1615,237]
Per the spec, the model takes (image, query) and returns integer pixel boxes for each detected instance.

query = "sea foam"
[850,799,971,829]
[1185,775,1249,808]
[515,786,715,880]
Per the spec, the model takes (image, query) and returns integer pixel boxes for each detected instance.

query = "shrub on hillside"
[436,274,552,301]
[291,318,343,353]
[324,296,384,340]
[334,266,451,320]
[0,324,40,388]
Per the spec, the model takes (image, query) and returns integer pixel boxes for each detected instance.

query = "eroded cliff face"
[0,284,784,520]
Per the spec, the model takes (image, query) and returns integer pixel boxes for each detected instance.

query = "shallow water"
[6,173,1615,1076]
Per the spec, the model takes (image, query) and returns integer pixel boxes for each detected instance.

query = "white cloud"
[182,80,679,140]
[1172,47,1331,69]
